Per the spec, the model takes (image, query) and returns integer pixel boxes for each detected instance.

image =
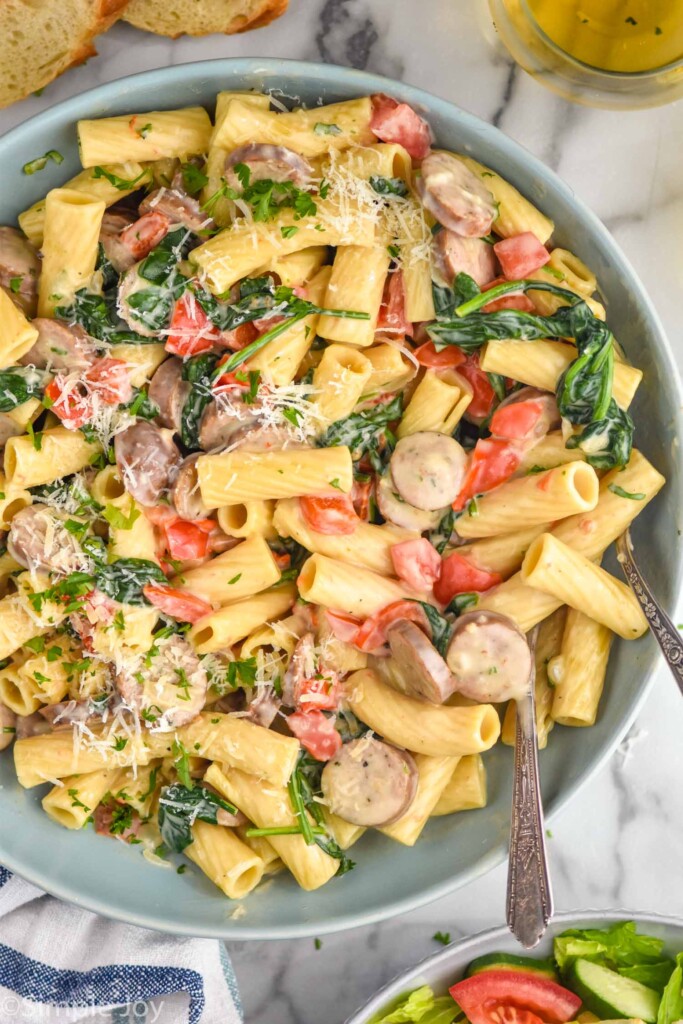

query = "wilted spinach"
[158,784,238,853]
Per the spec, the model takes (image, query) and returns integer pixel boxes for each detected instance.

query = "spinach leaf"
[289,754,355,875]
[446,593,479,616]
[412,602,453,657]
[319,394,402,460]
[158,783,238,853]
[179,352,219,449]
[369,175,409,197]
[55,290,152,345]
[431,272,481,320]
[95,558,167,605]
[0,367,48,412]
[125,388,159,421]
[429,508,456,555]
[565,399,634,469]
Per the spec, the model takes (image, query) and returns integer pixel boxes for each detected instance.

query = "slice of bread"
[0,0,129,109]
[122,0,288,38]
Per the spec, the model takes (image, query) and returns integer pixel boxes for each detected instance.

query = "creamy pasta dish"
[0,90,664,899]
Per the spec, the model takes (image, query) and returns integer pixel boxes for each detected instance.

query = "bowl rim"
[0,56,681,939]
[345,909,683,1023]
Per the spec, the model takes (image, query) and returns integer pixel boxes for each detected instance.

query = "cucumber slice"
[568,960,660,1023]
[466,952,558,981]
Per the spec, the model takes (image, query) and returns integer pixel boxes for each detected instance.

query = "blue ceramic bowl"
[0,59,680,939]
[346,912,683,1023]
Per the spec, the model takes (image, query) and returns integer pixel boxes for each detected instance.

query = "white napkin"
[0,868,242,1023]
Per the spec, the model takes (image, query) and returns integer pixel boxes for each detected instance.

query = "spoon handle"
[617,530,683,697]
[506,686,553,948]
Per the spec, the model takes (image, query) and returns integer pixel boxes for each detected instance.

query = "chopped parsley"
[608,484,645,500]
[313,122,342,135]
[23,150,64,175]
[92,166,148,191]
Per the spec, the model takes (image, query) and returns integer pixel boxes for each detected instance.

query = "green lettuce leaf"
[555,921,666,975]
[657,953,683,1024]
[372,985,457,1024]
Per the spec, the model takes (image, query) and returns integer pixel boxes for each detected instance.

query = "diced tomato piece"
[377,270,412,336]
[370,93,432,159]
[287,709,342,761]
[44,378,93,430]
[142,584,213,623]
[449,970,582,1024]
[490,399,544,441]
[453,437,522,511]
[413,341,466,369]
[391,538,441,592]
[85,358,133,405]
[351,477,373,521]
[166,293,221,357]
[217,321,259,352]
[324,609,363,644]
[493,233,550,280]
[163,518,214,561]
[119,211,171,261]
[296,672,340,712]
[300,495,359,536]
[273,550,291,571]
[433,551,501,605]
[458,353,497,422]
[483,293,535,313]
[354,599,428,652]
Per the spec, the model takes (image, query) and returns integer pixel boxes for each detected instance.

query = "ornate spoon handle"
[616,529,683,696]
[506,648,553,948]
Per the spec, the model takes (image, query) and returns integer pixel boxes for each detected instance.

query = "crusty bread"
[122,0,288,38]
[0,0,130,109]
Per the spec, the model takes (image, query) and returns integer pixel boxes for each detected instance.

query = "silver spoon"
[616,528,683,696]
[506,625,554,948]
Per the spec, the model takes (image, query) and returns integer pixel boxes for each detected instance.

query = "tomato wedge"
[296,672,340,712]
[354,599,428,652]
[413,341,466,369]
[300,495,359,536]
[458,354,497,423]
[163,518,214,561]
[44,378,93,430]
[453,438,522,511]
[142,584,212,624]
[449,970,582,1024]
[377,270,412,336]
[493,233,551,280]
[287,709,342,761]
[490,400,545,441]
[324,609,363,644]
[390,538,441,592]
[166,293,220,357]
[370,93,432,159]
[87,358,133,404]
[351,477,373,521]
[433,551,501,605]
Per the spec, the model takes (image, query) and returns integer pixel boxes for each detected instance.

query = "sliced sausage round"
[0,226,40,316]
[114,421,181,506]
[8,504,87,575]
[246,686,281,728]
[38,699,105,730]
[148,356,190,432]
[199,400,261,452]
[171,453,211,520]
[417,152,496,238]
[15,712,52,740]
[100,210,138,274]
[433,231,497,288]
[321,736,418,827]
[446,610,533,703]
[382,619,456,704]
[390,432,468,511]
[225,143,314,190]
[0,700,16,750]
[116,634,208,730]
[140,188,215,235]
[19,318,99,371]
[376,469,444,532]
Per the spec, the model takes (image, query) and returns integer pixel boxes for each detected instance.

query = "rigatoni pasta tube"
[236,826,284,875]
[173,535,281,605]
[501,607,566,749]
[364,343,415,394]
[18,162,149,247]
[0,476,32,531]
[217,501,276,540]
[549,608,613,727]
[0,588,68,662]
[432,755,487,816]
[397,369,472,438]
[317,246,390,347]
[454,154,554,244]
[37,189,105,317]
[517,433,586,473]
[0,660,35,715]
[185,820,265,899]
[205,764,339,891]
[323,811,365,851]
[42,768,121,830]
[110,343,167,389]
[5,427,98,489]
[197,447,353,508]
[345,670,501,756]
[189,586,296,654]
[521,533,647,639]
[456,462,599,539]
[212,97,374,157]
[335,142,412,183]
[481,340,642,410]
[311,344,373,425]
[14,730,152,788]
[380,754,459,846]
[256,246,328,288]
[78,108,212,166]
[0,290,38,367]
[274,497,417,576]
[456,524,550,579]
[298,554,419,617]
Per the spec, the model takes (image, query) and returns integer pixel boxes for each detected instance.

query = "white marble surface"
[2,3,683,1022]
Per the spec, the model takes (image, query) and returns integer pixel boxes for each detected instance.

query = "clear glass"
[487,0,683,109]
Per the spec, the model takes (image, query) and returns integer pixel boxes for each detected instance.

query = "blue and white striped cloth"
[0,868,242,1023]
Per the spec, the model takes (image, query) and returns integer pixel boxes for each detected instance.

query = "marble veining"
[1,3,682,1022]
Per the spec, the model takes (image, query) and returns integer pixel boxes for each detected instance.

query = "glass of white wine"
[487,0,683,108]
